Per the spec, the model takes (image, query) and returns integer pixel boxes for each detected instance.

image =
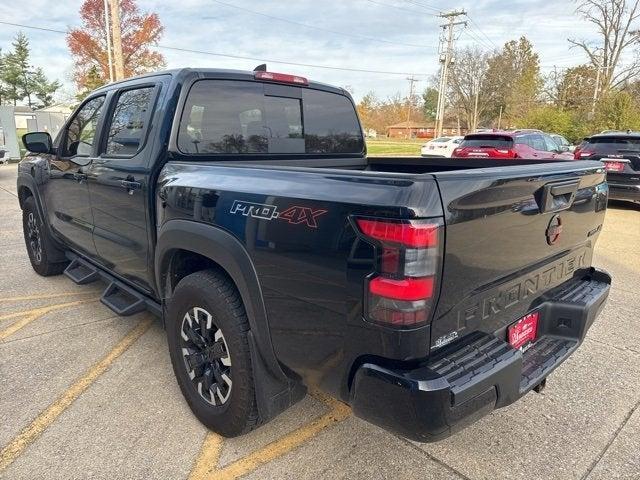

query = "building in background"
[386,121,468,139]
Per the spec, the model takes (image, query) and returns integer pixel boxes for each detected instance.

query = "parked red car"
[452,130,575,160]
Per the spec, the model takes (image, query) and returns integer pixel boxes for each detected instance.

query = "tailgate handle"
[539,179,580,213]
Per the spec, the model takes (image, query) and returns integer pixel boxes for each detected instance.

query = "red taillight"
[355,217,442,329]
[603,160,625,172]
[369,277,434,301]
[356,219,438,248]
[254,71,308,85]
[574,149,594,159]
[452,147,463,157]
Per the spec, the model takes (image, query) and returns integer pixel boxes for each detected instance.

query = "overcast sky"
[0,0,625,102]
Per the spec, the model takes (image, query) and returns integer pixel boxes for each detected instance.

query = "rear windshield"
[460,135,513,149]
[432,137,451,142]
[177,80,364,155]
[586,136,640,151]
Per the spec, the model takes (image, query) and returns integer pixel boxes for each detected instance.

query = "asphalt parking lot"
[0,162,638,480]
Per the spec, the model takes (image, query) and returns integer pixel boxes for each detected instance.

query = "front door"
[42,95,106,258]
[86,83,160,294]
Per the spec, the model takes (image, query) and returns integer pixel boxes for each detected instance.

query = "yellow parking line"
[0,299,99,341]
[0,290,101,303]
[0,317,153,473]
[188,390,351,480]
[189,433,224,480]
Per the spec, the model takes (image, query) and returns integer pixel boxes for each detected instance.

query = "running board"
[101,281,146,316]
[64,258,100,285]
[64,252,162,318]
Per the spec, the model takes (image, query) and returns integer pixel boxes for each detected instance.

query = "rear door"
[430,161,608,349]
[85,80,164,294]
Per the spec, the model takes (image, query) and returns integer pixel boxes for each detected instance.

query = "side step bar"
[64,258,100,284]
[64,253,161,318]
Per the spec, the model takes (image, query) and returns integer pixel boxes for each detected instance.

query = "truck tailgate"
[430,161,608,350]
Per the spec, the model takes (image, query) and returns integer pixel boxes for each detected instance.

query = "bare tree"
[569,0,640,91]
[447,47,493,129]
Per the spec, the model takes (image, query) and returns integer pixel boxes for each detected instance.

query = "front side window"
[105,87,154,156]
[177,80,363,155]
[63,96,105,157]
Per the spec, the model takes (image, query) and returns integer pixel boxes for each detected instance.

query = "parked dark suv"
[574,131,640,205]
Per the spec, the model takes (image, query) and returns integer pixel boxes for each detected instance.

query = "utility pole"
[434,10,467,139]
[405,75,420,139]
[110,0,125,80]
[472,76,480,132]
[103,0,114,83]
[591,62,602,118]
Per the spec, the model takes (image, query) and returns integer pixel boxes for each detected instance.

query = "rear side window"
[177,80,363,155]
[460,135,513,149]
[105,87,155,156]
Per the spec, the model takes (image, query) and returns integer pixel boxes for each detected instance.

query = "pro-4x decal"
[230,200,327,228]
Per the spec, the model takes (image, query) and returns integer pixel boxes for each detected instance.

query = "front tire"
[22,196,67,276]
[166,269,260,437]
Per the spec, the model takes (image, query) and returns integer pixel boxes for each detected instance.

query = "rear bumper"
[349,268,611,442]
[608,182,640,204]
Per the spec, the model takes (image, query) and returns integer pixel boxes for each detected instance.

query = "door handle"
[538,179,580,213]
[120,179,142,194]
[73,172,87,183]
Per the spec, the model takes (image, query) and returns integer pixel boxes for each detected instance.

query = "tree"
[569,0,640,92]
[485,37,542,125]
[67,0,165,89]
[0,33,61,107]
[594,90,640,129]
[422,87,438,121]
[446,47,493,129]
[75,65,106,103]
[545,64,598,111]
[30,68,62,108]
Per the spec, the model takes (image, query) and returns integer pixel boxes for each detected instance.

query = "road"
[0,162,638,479]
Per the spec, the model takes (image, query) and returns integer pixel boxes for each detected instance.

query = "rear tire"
[166,269,260,437]
[22,196,67,276]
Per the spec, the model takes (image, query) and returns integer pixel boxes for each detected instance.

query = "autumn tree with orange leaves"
[67,0,165,90]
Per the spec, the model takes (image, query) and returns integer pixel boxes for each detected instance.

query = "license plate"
[603,160,626,172]
[508,311,539,351]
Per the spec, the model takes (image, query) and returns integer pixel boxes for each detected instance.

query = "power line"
[157,45,431,75]
[461,29,494,51]
[364,0,439,16]
[211,0,438,49]
[402,0,442,14]
[464,15,498,49]
[0,20,433,77]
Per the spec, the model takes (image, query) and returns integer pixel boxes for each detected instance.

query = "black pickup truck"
[17,67,611,442]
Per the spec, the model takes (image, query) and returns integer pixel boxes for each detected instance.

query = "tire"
[22,196,67,276]
[166,269,260,437]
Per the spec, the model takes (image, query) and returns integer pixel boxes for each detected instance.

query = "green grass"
[366,138,423,156]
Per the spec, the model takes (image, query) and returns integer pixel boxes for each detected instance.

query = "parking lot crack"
[393,435,473,480]
[580,398,640,480]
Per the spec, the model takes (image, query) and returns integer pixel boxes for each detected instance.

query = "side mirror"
[559,145,570,153]
[23,132,53,154]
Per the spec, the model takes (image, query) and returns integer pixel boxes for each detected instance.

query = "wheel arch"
[155,219,305,422]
